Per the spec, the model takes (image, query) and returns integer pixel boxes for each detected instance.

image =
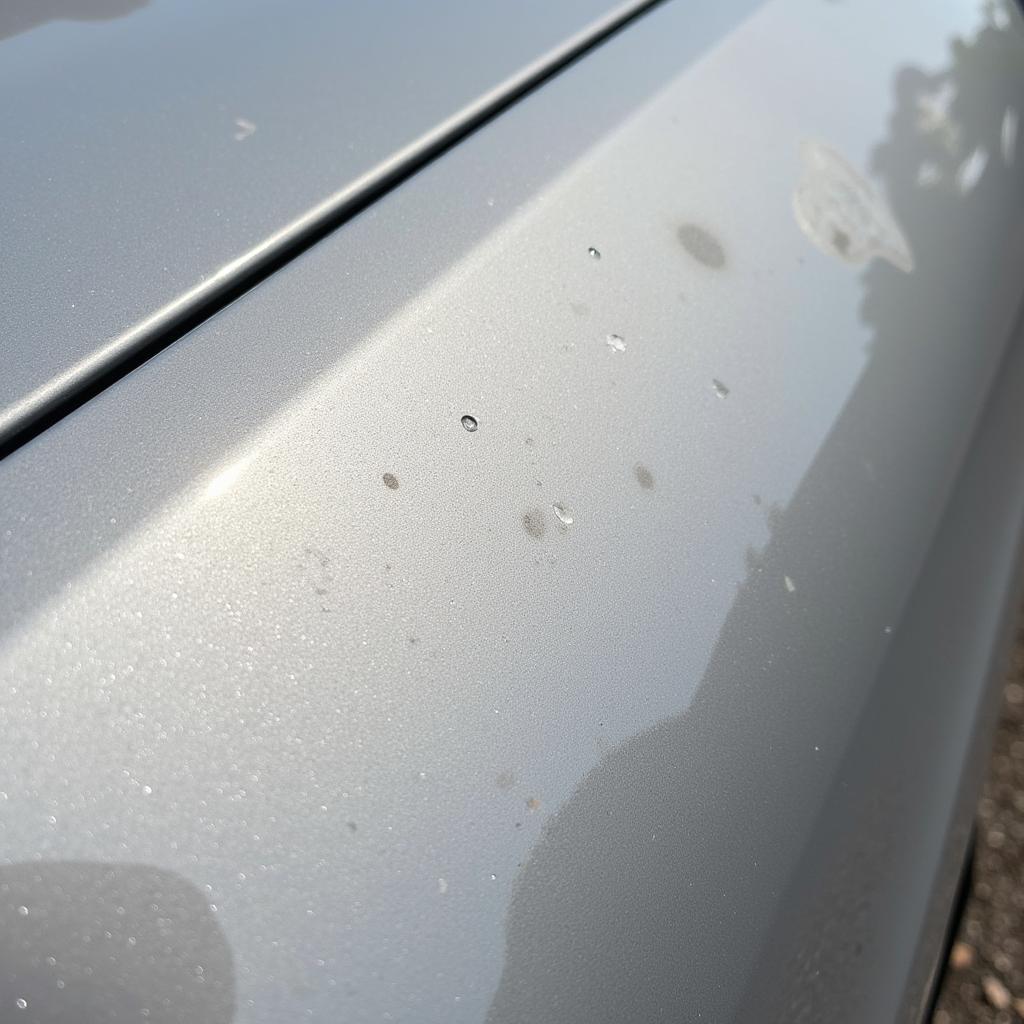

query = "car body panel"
[1,0,1024,1020]
[0,0,653,445]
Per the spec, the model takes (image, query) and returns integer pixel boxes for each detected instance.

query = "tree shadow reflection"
[487,5,1024,1022]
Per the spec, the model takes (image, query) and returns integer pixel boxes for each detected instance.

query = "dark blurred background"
[934,617,1024,1022]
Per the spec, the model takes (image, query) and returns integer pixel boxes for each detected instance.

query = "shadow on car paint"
[0,1,146,43]
[487,6,1023,1022]
[0,861,234,1022]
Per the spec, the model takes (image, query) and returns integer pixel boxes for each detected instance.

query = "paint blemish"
[677,223,726,269]
[523,509,546,539]
[634,464,655,490]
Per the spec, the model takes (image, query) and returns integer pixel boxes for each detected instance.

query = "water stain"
[792,140,914,272]
[383,472,399,490]
[523,509,546,540]
[677,224,726,269]
[233,117,256,142]
[634,464,655,490]
[570,302,590,318]
[496,772,517,791]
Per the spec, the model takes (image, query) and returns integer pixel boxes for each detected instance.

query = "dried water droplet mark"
[496,772,517,790]
[605,333,626,353]
[587,247,601,260]
[552,503,574,527]
[711,378,730,399]
[438,877,449,894]
[634,464,655,490]
[793,140,913,272]
[383,473,399,490]
[233,117,256,142]
[461,415,479,432]
[784,575,797,593]
[522,509,546,539]
[15,998,27,1010]
[677,224,726,269]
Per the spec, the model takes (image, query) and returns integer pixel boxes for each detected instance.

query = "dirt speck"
[346,821,358,833]
[635,464,655,490]
[523,509,546,539]
[831,227,851,256]
[496,772,517,790]
[526,797,541,812]
[677,223,726,268]
[383,472,399,490]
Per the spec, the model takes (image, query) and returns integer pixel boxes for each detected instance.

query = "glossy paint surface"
[0,0,651,444]
[2,0,1024,1020]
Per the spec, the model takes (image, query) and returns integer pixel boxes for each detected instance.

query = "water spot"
[233,118,256,142]
[605,334,626,353]
[634,464,655,490]
[438,878,449,895]
[15,998,27,1010]
[883,626,893,635]
[587,247,601,260]
[552,503,574,527]
[784,575,797,593]
[16,906,28,917]
[752,494,762,506]
[917,161,942,187]
[346,821,358,833]
[461,415,479,432]
[522,509,546,540]
[496,772,517,790]
[570,302,589,317]
[677,224,726,269]
[711,378,730,399]
[383,473,399,490]
[793,140,913,272]
[526,797,541,811]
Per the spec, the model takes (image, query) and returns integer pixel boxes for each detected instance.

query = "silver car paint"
[2,0,1024,1021]
[0,0,655,446]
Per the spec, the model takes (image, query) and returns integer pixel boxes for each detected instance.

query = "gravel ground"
[933,618,1024,1023]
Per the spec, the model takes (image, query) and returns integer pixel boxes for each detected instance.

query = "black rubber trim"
[920,829,976,1022]
[0,0,665,461]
